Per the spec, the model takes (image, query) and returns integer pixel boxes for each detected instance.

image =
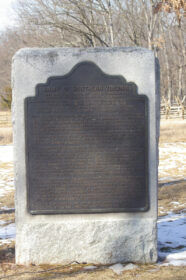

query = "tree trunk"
[178,66,183,99]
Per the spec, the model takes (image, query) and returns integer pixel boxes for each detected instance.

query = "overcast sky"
[0,0,16,31]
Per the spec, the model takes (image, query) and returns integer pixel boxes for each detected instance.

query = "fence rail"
[160,103,186,119]
[0,112,12,127]
[161,96,186,119]
[0,107,185,127]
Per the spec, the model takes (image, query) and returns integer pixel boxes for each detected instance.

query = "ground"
[0,119,185,279]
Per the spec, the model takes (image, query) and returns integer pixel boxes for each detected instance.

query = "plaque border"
[25,61,149,214]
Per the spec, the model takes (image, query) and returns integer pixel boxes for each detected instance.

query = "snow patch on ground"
[0,146,13,163]
[0,223,15,240]
[109,263,124,274]
[158,211,186,266]
[165,251,186,266]
[109,263,137,274]
[84,265,97,270]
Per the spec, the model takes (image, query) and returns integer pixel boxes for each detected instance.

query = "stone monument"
[12,47,160,265]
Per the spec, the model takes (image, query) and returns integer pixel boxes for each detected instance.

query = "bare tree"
[154,0,186,102]
[0,0,185,106]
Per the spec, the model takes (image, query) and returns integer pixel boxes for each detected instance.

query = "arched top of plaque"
[25,61,149,214]
[34,61,143,99]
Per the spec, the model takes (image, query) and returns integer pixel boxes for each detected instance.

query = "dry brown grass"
[0,263,185,280]
[160,119,186,143]
[0,128,12,145]
[0,191,15,211]
[0,112,11,127]
[158,180,186,216]
[0,212,15,224]
[0,162,14,210]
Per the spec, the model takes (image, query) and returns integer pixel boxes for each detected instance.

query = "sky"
[0,0,16,31]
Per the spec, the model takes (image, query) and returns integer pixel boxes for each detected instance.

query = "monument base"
[16,219,157,265]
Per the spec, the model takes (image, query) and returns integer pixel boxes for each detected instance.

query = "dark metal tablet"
[25,61,149,214]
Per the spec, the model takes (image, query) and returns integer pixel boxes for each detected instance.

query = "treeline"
[0,0,185,109]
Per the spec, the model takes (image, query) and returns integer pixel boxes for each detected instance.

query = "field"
[0,111,12,145]
[0,119,185,279]
[160,119,186,143]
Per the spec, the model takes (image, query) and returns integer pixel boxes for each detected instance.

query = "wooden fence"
[160,104,186,119]
[0,103,185,127]
[160,96,186,119]
[0,111,12,127]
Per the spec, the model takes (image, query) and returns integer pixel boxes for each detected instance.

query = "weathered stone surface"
[16,219,157,265]
[12,47,160,265]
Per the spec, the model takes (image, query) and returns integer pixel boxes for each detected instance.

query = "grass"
[158,180,186,216]
[0,162,14,210]
[0,128,12,145]
[0,191,15,211]
[0,112,11,127]
[160,119,186,143]
[0,262,185,280]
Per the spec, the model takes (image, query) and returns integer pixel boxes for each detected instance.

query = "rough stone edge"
[13,47,153,58]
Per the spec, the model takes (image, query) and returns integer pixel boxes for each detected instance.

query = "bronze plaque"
[25,61,149,214]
